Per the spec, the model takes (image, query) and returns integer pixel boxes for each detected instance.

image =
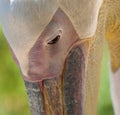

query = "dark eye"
[47,35,60,45]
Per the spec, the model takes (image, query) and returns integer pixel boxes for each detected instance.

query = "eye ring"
[47,35,61,45]
[46,29,62,45]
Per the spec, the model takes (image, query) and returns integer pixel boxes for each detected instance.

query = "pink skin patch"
[23,9,80,82]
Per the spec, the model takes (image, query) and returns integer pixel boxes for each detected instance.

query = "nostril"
[47,35,60,45]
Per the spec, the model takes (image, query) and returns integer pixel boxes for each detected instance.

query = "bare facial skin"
[24,9,79,82]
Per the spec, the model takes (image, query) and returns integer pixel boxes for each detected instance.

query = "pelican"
[0,0,120,115]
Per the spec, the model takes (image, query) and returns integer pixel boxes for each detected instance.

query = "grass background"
[0,26,114,115]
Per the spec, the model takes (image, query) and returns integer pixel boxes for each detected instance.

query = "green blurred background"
[0,26,114,115]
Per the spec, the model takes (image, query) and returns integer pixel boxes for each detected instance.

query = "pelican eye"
[47,35,60,45]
